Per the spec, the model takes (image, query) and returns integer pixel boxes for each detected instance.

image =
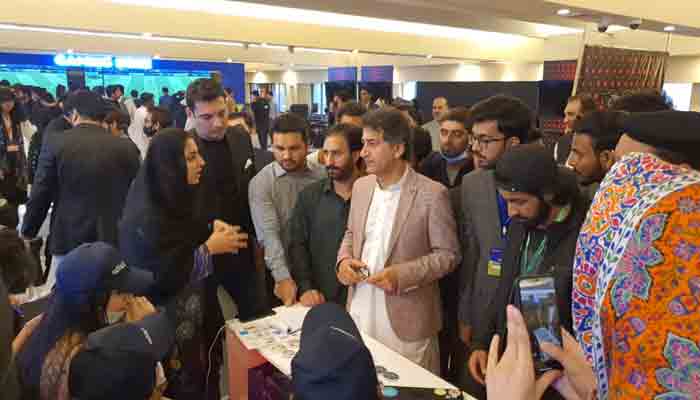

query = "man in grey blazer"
[337,108,459,374]
[456,95,534,392]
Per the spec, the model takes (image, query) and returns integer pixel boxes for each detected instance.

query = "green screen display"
[0,67,209,96]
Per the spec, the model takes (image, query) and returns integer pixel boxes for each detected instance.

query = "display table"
[225,306,475,400]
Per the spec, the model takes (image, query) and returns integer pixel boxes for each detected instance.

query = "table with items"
[225,306,476,400]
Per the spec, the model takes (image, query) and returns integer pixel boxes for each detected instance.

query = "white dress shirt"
[128,106,149,159]
[350,169,431,366]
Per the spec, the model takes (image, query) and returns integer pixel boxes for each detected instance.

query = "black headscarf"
[119,129,211,302]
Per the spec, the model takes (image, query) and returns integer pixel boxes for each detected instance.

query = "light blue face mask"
[440,150,469,165]
[106,310,126,325]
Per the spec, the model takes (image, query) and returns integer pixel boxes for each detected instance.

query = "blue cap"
[55,242,154,305]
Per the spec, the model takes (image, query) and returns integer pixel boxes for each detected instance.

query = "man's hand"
[337,259,367,286]
[299,290,326,307]
[366,266,399,294]
[274,278,298,306]
[486,305,561,400]
[468,350,488,385]
[125,296,157,322]
[540,329,596,400]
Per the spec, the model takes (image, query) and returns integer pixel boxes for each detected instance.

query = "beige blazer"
[337,167,460,341]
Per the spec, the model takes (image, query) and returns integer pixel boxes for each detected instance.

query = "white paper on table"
[274,305,310,332]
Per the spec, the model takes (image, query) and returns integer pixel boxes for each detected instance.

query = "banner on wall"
[361,66,393,82]
[328,67,357,82]
[574,45,668,108]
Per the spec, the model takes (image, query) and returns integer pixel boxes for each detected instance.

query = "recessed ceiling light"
[153,54,161,59]
[66,48,74,54]
[664,25,676,32]
[290,63,295,67]
[557,9,571,16]
[352,49,359,54]
[142,32,152,37]
[226,58,233,63]
[426,54,433,59]
[261,42,268,47]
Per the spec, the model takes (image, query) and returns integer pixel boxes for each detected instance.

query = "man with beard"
[567,111,624,202]
[456,95,532,393]
[250,113,325,306]
[419,107,473,189]
[288,124,364,307]
[470,145,587,400]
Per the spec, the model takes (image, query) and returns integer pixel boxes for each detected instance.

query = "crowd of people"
[0,74,699,400]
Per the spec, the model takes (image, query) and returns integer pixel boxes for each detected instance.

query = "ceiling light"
[352,49,359,54]
[664,25,676,32]
[0,23,244,47]
[261,42,268,47]
[426,54,433,59]
[109,0,578,40]
[557,9,571,16]
[153,53,161,59]
[297,47,351,54]
[66,48,74,54]
[226,58,233,63]
[142,32,152,37]
[290,63,295,67]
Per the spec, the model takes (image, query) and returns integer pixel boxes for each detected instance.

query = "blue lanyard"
[496,192,511,238]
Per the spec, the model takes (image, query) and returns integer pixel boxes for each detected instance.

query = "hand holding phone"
[517,275,563,374]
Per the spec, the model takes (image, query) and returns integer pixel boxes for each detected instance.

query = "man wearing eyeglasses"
[185,78,267,324]
[455,95,533,396]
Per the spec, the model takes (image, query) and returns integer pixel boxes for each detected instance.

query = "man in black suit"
[186,78,267,321]
[20,90,140,303]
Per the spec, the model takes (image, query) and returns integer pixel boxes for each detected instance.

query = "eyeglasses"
[469,135,507,149]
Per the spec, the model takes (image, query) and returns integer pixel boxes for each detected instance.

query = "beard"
[514,201,551,229]
[327,164,353,181]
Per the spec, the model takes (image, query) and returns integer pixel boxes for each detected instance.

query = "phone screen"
[518,276,563,373]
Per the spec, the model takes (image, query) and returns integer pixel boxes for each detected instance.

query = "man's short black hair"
[106,85,124,98]
[104,109,130,131]
[437,106,470,127]
[326,123,363,153]
[229,111,255,130]
[609,90,674,112]
[572,111,625,153]
[336,101,367,122]
[69,90,107,121]
[162,87,169,94]
[567,94,597,114]
[412,126,433,166]
[335,90,352,103]
[271,113,310,142]
[130,89,139,98]
[186,78,225,111]
[140,92,155,105]
[147,106,172,128]
[0,80,9,87]
[470,95,533,143]
[362,107,413,161]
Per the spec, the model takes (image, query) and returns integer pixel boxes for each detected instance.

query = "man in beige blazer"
[337,107,460,374]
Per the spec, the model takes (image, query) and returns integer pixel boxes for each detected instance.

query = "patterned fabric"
[572,152,700,399]
[39,332,84,400]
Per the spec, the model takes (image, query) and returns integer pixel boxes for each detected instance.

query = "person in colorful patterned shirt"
[571,110,700,399]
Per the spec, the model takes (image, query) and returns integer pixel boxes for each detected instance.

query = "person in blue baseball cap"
[14,242,155,400]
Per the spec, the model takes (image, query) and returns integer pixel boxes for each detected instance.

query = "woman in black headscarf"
[120,128,245,400]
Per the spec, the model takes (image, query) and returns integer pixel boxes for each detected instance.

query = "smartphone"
[517,275,563,373]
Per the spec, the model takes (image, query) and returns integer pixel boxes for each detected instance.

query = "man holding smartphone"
[468,145,588,395]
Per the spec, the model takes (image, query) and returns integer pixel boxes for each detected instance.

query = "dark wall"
[415,81,539,123]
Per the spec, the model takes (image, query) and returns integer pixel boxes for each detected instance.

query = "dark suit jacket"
[192,125,268,320]
[418,151,473,189]
[457,170,507,329]
[472,176,589,351]
[22,123,140,255]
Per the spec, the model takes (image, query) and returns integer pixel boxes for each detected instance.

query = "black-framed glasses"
[469,135,507,148]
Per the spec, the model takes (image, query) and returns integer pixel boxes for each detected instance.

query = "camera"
[598,16,611,33]
[629,18,642,30]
